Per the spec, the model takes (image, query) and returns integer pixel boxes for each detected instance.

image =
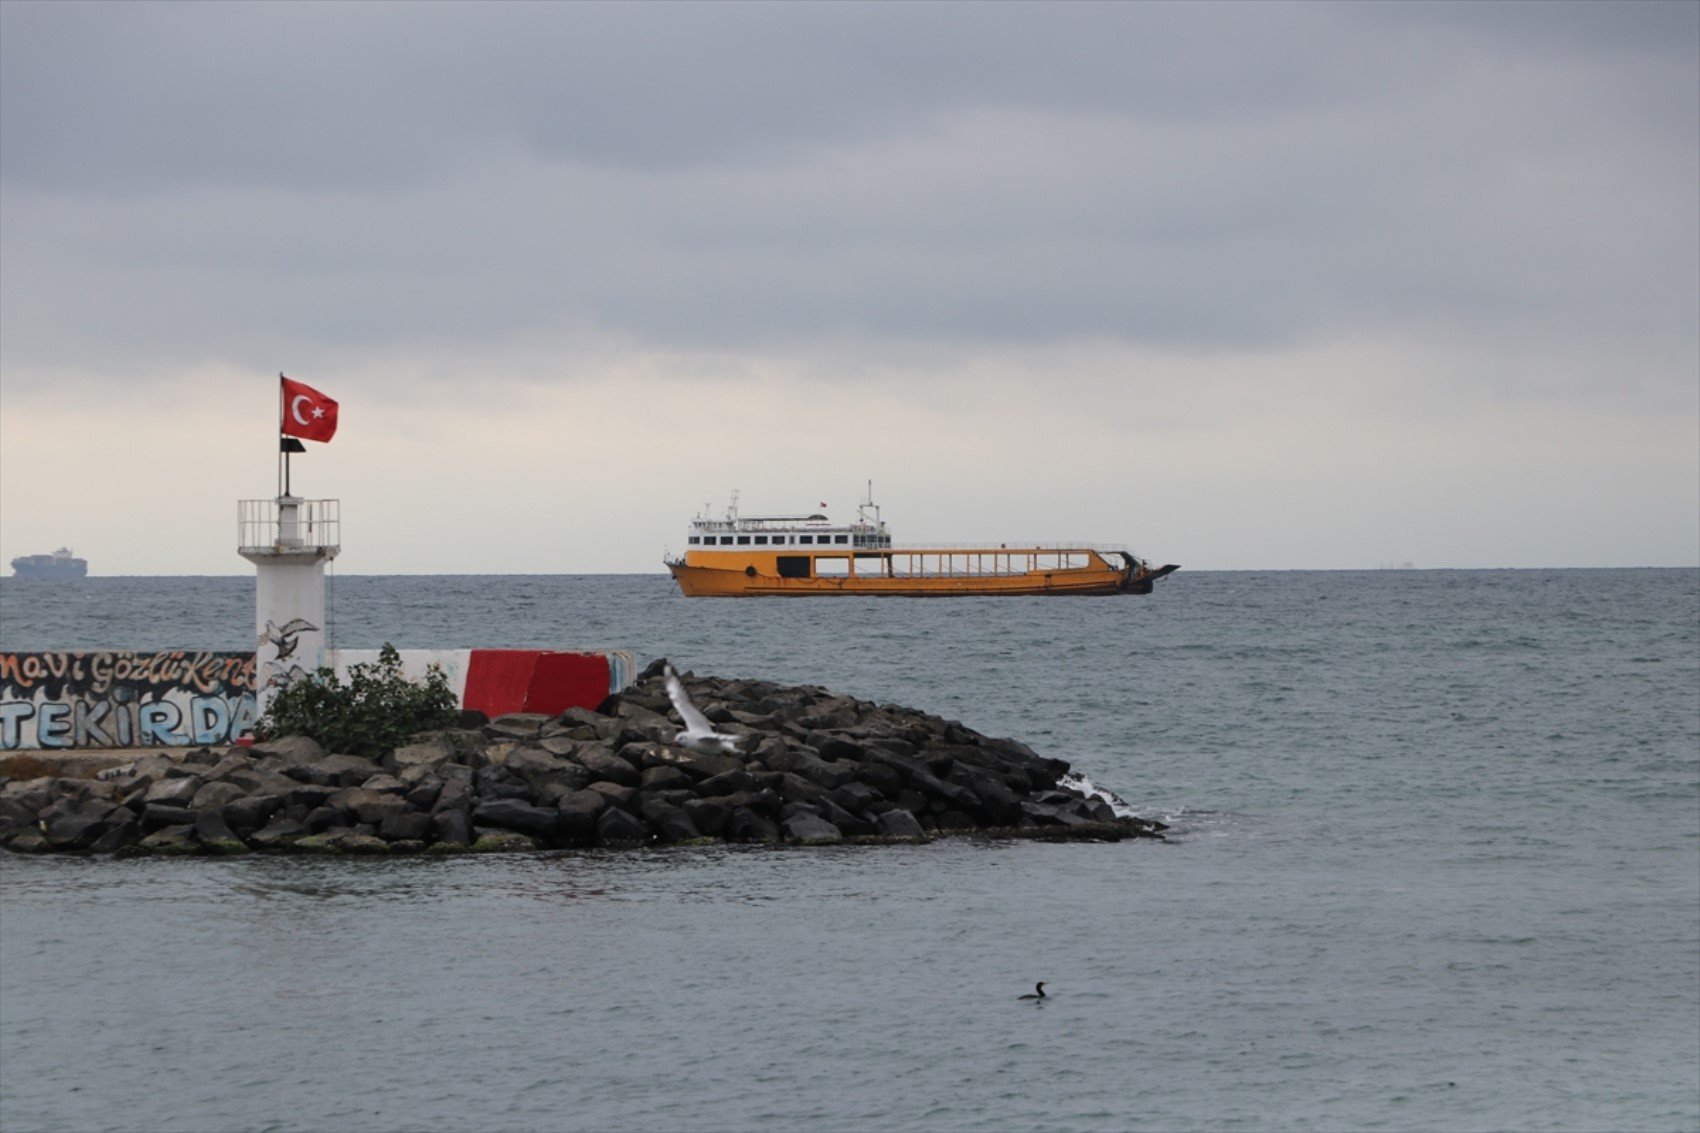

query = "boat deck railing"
[882,542,1132,555]
[815,546,1134,579]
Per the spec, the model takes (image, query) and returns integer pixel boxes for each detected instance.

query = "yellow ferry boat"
[665,490,1178,597]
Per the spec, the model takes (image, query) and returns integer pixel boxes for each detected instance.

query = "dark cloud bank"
[1,0,1695,378]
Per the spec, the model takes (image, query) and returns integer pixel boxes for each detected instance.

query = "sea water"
[2,569,1696,1132]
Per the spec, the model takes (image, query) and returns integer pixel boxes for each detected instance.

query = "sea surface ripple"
[2,569,1696,1132]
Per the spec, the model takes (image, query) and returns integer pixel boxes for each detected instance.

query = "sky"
[1,0,1696,575]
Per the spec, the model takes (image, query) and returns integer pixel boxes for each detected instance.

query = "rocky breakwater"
[0,661,1165,855]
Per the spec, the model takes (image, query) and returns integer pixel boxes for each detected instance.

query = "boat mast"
[858,480,881,528]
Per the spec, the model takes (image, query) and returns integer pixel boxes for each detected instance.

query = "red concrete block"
[523,653,612,715]
[462,650,541,718]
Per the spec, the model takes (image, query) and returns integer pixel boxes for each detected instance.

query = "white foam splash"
[1058,771,1140,819]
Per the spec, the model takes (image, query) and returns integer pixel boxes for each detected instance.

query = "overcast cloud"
[1,0,1695,575]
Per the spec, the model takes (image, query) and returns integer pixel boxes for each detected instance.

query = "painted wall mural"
[0,651,257,751]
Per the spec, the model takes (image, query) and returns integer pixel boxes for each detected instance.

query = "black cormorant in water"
[1018,982,1047,1000]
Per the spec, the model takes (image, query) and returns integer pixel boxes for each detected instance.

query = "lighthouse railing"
[238,498,341,555]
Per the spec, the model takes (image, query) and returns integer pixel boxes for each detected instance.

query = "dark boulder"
[380,812,435,842]
[854,761,905,799]
[303,806,347,834]
[223,794,285,834]
[193,808,244,848]
[472,799,558,838]
[329,788,408,826]
[816,736,865,761]
[639,765,694,794]
[313,754,385,787]
[404,779,443,812]
[681,797,731,837]
[143,803,196,832]
[712,789,781,819]
[432,778,473,814]
[473,765,534,802]
[386,738,459,778]
[223,767,301,797]
[203,753,256,782]
[1020,801,1089,827]
[249,818,309,850]
[432,808,473,847]
[554,706,608,732]
[784,811,842,845]
[629,744,742,781]
[596,806,649,845]
[138,824,199,853]
[949,766,1022,826]
[5,829,50,853]
[1081,797,1118,824]
[45,811,110,850]
[0,793,40,829]
[575,747,640,788]
[249,734,325,763]
[485,713,551,741]
[908,769,981,817]
[827,782,886,816]
[190,781,247,812]
[586,781,637,812]
[285,783,338,811]
[89,816,139,853]
[814,796,874,837]
[895,789,930,817]
[694,768,757,796]
[776,773,827,804]
[875,809,927,840]
[727,807,779,843]
[639,798,700,843]
[555,791,605,844]
[504,747,589,794]
[144,777,201,807]
[767,749,858,790]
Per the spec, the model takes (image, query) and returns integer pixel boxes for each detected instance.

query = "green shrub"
[257,644,459,759]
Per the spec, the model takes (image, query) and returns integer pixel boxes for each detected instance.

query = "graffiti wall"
[0,651,257,751]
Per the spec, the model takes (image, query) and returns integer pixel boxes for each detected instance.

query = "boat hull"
[10,558,87,580]
[667,551,1173,597]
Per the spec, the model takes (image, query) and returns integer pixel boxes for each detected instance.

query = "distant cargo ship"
[665,490,1177,597]
[10,547,88,579]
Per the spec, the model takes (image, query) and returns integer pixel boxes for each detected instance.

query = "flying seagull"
[663,663,744,756]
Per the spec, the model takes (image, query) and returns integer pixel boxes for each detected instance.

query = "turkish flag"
[280,376,338,443]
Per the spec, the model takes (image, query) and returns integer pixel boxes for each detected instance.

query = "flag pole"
[278,372,294,499]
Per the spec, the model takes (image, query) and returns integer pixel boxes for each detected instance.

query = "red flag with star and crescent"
[280,376,338,443]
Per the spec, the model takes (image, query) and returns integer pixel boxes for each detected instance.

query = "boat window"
[754,535,769,545]
[737,536,751,545]
[799,535,814,545]
[719,536,734,545]
[688,537,700,545]
[777,556,811,579]
[834,535,849,544]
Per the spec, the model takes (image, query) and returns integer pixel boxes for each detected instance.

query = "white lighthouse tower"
[238,494,340,717]
[239,375,343,722]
